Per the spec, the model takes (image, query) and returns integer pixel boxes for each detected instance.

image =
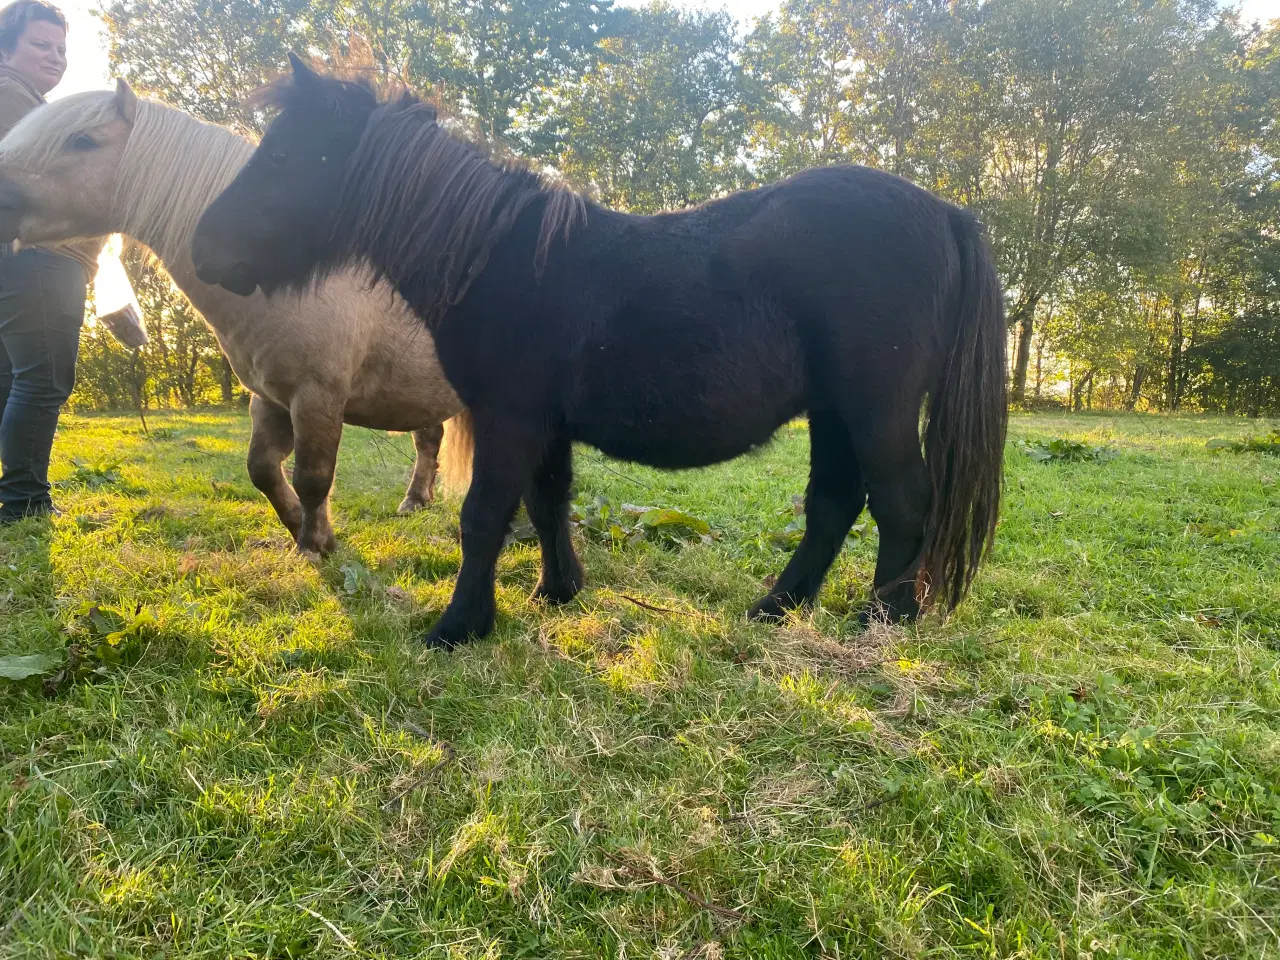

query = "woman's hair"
[0,1,67,54]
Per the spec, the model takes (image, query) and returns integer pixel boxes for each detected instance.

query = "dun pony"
[0,80,473,555]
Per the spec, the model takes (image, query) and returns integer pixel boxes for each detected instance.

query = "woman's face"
[1,19,67,96]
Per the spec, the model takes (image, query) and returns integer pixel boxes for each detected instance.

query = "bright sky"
[46,0,1280,102]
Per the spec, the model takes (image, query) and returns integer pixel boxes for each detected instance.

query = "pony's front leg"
[289,387,344,558]
[424,418,544,649]
[246,395,303,542]
[397,422,443,513]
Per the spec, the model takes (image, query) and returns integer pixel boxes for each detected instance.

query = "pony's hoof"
[296,539,335,560]
[855,602,913,631]
[748,594,794,622]
[396,495,430,515]
[422,620,479,651]
[422,628,459,651]
[531,578,582,606]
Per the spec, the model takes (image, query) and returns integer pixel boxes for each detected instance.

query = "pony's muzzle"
[191,231,258,296]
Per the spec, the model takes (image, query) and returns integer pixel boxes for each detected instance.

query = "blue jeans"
[0,247,87,515]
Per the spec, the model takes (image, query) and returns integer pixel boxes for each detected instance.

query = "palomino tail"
[920,209,1008,611]
[437,408,474,496]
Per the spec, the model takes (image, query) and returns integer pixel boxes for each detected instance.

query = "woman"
[0,0,99,523]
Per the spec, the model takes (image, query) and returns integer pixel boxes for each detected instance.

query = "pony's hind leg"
[424,415,547,649]
[246,394,303,542]
[749,410,866,622]
[289,387,344,558]
[525,434,584,605]
[850,412,931,625]
[398,422,444,513]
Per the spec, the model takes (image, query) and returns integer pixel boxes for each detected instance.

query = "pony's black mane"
[261,71,586,324]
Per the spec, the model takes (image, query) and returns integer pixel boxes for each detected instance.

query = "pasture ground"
[2,410,1279,959]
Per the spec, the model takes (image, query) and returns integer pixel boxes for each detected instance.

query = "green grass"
[2,410,1279,959]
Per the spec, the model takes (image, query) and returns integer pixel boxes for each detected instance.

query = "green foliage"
[1016,437,1118,463]
[767,493,876,550]
[0,653,59,682]
[102,0,320,129]
[551,3,750,211]
[0,602,157,695]
[61,457,125,489]
[1023,678,1280,861]
[570,494,714,547]
[1207,430,1280,455]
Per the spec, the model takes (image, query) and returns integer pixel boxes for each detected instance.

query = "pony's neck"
[113,103,256,314]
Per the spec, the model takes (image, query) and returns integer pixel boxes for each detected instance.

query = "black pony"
[192,56,1008,649]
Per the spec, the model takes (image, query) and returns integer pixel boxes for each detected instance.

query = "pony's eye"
[67,133,98,151]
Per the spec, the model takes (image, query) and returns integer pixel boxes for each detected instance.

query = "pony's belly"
[573,402,800,469]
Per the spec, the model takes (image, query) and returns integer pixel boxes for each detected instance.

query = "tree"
[102,0,322,129]
[550,3,750,210]
[742,0,972,188]
[433,0,616,150]
[975,0,1226,402]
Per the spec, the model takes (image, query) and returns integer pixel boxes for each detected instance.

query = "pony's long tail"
[919,209,1008,611]
[437,408,474,496]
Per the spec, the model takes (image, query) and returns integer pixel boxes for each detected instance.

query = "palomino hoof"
[295,536,336,560]
[396,496,430,515]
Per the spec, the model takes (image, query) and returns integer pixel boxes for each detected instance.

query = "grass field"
[2,410,1279,959]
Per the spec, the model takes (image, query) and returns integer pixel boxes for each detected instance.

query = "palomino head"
[0,78,137,246]
[192,54,380,297]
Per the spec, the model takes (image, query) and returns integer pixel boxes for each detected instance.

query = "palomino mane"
[0,89,253,263]
[262,74,586,323]
[117,100,254,262]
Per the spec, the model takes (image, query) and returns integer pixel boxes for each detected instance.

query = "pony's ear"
[114,78,138,124]
[288,52,323,89]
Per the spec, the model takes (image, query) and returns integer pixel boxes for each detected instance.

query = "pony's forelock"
[0,88,121,168]
[245,67,384,122]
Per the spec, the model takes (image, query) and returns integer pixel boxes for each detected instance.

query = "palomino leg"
[851,413,931,623]
[397,422,444,513]
[246,394,303,541]
[424,416,546,649]
[749,410,866,621]
[525,433,584,604]
[289,388,344,557]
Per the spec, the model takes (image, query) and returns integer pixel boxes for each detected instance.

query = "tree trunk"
[219,355,235,405]
[1034,337,1044,399]
[1072,370,1093,411]
[1182,286,1202,406]
[1010,300,1039,403]
[1127,366,1146,411]
[1168,299,1183,412]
